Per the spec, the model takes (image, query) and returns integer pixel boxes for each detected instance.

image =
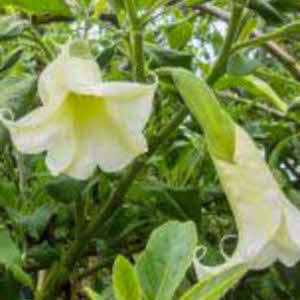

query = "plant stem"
[124,0,145,81]
[217,91,300,125]
[232,21,300,53]
[206,1,246,85]
[141,0,181,26]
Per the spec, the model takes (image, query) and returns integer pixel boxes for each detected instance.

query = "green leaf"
[0,0,72,16]
[93,0,107,18]
[9,204,55,240]
[113,256,142,300]
[0,16,28,41]
[136,221,198,300]
[145,43,193,69]
[271,0,300,11]
[0,76,36,117]
[170,68,236,162]
[248,0,284,23]
[164,20,193,50]
[0,272,21,300]
[97,45,116,69]
[0,180,18,209]
[227,54,260,76]
[215,74,288,113]
[0,48,23,73]
[82,287,103,300]
[180,264,247,300]
[0,228,32,287]
[46,175,86,204]
[27,242,60,267]
[135,0,153,10]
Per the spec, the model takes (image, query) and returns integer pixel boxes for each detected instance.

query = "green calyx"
[69,39,93,59]
[169,68,236,163]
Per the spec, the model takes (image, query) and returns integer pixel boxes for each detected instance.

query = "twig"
[206,1,246,85]
[197,3,300,81]
[217,91,300,124]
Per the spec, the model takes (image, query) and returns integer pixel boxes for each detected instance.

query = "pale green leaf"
[180,264,247,300]
[227,54,260,76]
[82,287,103,300]
[136,221,198,300]
[0,0,72,16]
[93,0,107,18]
[164,20,193,50]
[0,228,32,287]
[215,74,288,113]
[113,256,142,300]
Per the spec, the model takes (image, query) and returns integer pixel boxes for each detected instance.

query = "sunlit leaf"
[181,264,247,300]
[136,221,198,300]
[113,256,142,300]
[0,0,72,16]
[215,74,288,113]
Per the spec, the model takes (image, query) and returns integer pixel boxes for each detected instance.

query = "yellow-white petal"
[97,82,156,136]
[38,50,68,106]
[59,92,149,179]
[213,126,282,261]
[194,125,300,280]
[1,104,76,177]
[2,106,63,154]
[271,199,300,267]
[62,43,102,95]
[45,122,75,176]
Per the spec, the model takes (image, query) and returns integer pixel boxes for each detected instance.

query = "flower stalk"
[206,0,246,86]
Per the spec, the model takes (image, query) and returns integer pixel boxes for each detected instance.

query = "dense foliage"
[0,0,299,299]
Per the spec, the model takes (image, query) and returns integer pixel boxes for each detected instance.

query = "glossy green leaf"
[227,54,260,76]
[145,44,193,69]
[215,74,288,113]
[271,0,300,11]
[46,176,86,204]
[113,256,142,300]
[248,0,284,23]
[181,264,247,300]
[0,0,72,16]
[136,221,198,300]
[164,20,193,50]
[170,68,236,162]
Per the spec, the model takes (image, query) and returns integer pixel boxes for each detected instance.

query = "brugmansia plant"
[0,0,299,299]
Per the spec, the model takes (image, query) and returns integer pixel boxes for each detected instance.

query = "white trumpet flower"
[194,125,300,278]
[1,41,156,180]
